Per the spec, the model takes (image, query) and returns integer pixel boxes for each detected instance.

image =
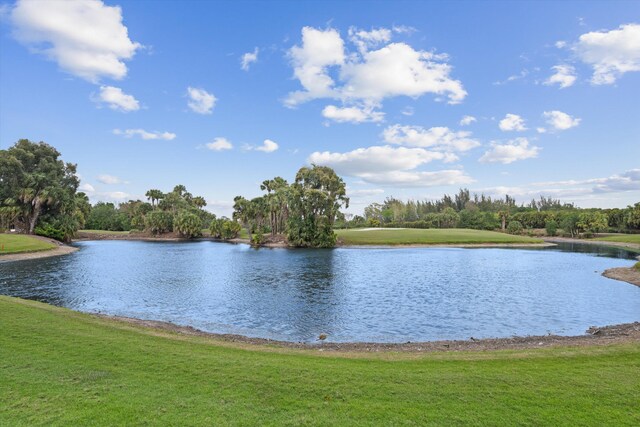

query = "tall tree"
[287,165,348,247]
[0,139,79,234]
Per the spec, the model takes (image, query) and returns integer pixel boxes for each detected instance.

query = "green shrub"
[506,220,524,235]
[145,211,173,235]
[220,221,241,240]
[174,211,202,238]
[251,233,265,245]
[634,262,640,271]
[545,220,558,236]
[210,218,241,240]
[35,223,65,242]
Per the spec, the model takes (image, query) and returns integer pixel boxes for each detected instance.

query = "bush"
[35,223,65,242]
[210,218,241,240]
[145,211,173,235]
[251,233,265,245]
[220,220,241,239]
[506,220,524,235]
[545,220,558,236]
[634,262,640,271]
[174,211,202,238]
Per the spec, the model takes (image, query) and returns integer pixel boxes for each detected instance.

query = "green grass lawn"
[594,234,640,244]
[336,228,543,245]
[1,296,638,425]
[79,229,131,235]
[0,234,56,254]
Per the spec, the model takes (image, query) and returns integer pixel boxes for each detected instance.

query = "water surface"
[1,240,638,343]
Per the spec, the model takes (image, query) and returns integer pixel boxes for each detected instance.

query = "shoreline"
[95,312,640,353]
[603,267,640,287]
[0,235,78,263]
[544,236,640,254]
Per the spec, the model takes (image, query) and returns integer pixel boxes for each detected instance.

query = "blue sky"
[1,0,639,216]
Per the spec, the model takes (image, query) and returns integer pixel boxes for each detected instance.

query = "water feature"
[1,240,638,343]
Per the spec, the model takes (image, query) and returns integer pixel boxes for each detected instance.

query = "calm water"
[1,240,639,343]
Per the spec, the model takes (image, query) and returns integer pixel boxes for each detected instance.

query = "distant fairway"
[336,228,543,245]
[594,234,640,244]
[0,234,56,254]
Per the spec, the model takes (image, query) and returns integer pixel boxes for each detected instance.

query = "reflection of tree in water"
[231,248,345,342]
[552,243,638,260]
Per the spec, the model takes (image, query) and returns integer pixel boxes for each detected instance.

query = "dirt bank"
[96,313,640,353]
[603,267,640,287]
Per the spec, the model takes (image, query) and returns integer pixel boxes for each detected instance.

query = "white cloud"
[309,145,449,175]
[543,110,581,131]
[322,104,384,123]
[205,199,234,217]
[348,27,392,53]
[574,23,640,85]
[187,87,216,114]
[382,124,480,152]
[480,169,640,207]
[285,26,466,110]
[93,85,139,112]
[494,69,529,85]
[340,42,466,104]
[97,174,126,185]
[534,169,640,193]
[285,26,345,106]
[479,138,540,164]
[113,128,176,140]
[459,115,477,126]
[308,145,472,187]
[544,64,577,88]
[255,139,279,153]
[79,183,95,192]
[206,137,233,151]
[401,106,414,116]
[348,188,385,197]
[498,113,527,132]
[356,170,474,187]
[241,47,259,71]
[10,0,141,82]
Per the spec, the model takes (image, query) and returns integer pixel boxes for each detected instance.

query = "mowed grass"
[0,233,56,254]
[1,296,639,425]
[594,234,640,244]
[79,229,131,235]
[336,228,543,245]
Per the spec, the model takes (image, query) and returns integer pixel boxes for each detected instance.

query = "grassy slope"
[0,234,56,254]
[79,230,131,235]
[336,228,542,245]
[594,234,640,244]
[1,296,638,425]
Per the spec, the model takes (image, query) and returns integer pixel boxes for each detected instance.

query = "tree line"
[2,140,638,244]
[347,190,640,236]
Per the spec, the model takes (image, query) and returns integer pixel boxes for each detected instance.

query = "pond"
[1,240,639,343]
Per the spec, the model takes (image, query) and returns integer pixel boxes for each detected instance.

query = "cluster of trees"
[349,189,640,236]
[0,140,90,242]
[233,165,348,247]
[85,185,218,238]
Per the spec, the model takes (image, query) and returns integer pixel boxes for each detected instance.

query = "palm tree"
[145,189,164,208]
[192,196,206,209]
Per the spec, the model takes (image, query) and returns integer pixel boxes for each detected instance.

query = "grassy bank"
[1,296,638,425]
[79,229,131,235]
[0,234,56,254]
[594,234,640,244]
[336,228,543,245]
